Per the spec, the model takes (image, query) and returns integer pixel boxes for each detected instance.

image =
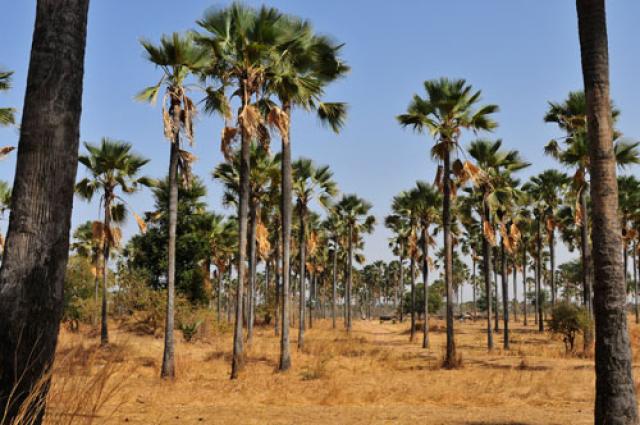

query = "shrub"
[179,319,203,343]
[548,302,592,353]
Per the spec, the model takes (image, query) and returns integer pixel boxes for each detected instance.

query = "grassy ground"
[44,314,640,424]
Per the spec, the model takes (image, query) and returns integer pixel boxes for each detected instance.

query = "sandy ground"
[45,314,640,425]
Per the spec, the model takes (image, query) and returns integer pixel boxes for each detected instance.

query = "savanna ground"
[44,314,640,425]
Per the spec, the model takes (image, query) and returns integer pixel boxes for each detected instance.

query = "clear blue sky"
[1,1,640,268]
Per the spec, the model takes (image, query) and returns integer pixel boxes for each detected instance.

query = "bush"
[548,302,592,353]
[399,283,443,316]
[179,319,203,342]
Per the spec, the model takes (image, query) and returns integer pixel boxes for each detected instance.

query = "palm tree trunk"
[332,245,337,329]
[512,260,518,322]
[482,201,494,350]
[0,2,89,421]
[493,252,500,332]
[409,250,416,342]
[247,199,257,345]
[399,245,405,322]
[298,208,306,349]
[309,267,315,329]
[274,230,280,336]
[500,239,509,350]
[347,224,354,333]
[522,242,528,326]
[101,196,112,346]
[217,268,223,323]
[536,218,544,332]
[472,254,477,320]
[161,102,181,379]
[422,226,430,349]
[549,229,556,306]
[443,146,456,366]
[634,241,639,325]
[278,103,293,371]
[94,254,100,326]
[577,1,639,422]
[231,88,251,379]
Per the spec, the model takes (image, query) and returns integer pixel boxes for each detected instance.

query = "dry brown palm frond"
[545,216,555,234]
[434,166,444,192]
[509,223,521,246]
[575,189,584,227]
[162,93,173,141]
[408,232,418,259]
[132,211,147,234]
[92,221,105,244]
[239,104,261,140]
[178,149,197,188]
[221,126,238,162]
[108,226,122,248]
[256,220,271,261]
[182,95,197,146]
[483,219,496,247]
[267,106,289,138]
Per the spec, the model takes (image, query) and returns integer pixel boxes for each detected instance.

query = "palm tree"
[207,214,237,322]
[292,158,337,348]
[335,194,375,334]
[0,2,90,421]
[409,181,441,349]
[255,13,349,371]
[324,209,346,329]
[522,170,569,308]
[76,138,151,346]
[137,32,207,379]
[576,1,639,422]
[71,220,102,324]
[398,78,498,367]
[385,213,409,322]
[0,70,16,127]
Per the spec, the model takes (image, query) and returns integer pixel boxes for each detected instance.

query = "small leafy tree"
[548,302,592,353]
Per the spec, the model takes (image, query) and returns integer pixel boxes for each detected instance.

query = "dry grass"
[38,315,640,424]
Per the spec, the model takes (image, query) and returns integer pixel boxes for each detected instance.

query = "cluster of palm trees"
[386,80,640,373]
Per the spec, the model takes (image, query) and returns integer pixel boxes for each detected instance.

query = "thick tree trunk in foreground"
[161,126,180,379]
[577,1,639,423]
[580,184,593,315]
[278,104,292,371]
[0,1,89,421]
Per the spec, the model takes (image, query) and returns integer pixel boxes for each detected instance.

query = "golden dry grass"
[43,315,640,425]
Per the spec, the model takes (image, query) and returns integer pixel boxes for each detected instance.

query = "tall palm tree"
[0,70,16,127]
[137,32,207,379]
[0,2,90,421]
[324,209,346,329]
[398,78,498,367]
[257,14,348,371]
[292,158,337,348]
[522,170,569,308]
[385,213,409,322]
[76,138,151,346]
[409,181,441,349]
[335,194,375,334]
[576,1,639,422]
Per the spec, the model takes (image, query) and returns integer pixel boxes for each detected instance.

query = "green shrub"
[548,302,592,353]
[179,320,203,343]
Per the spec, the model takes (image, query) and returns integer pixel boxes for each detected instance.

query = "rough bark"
[0,1,89,421]
[346,224,354,334]
[549,230,556,306]
[100,196,111,346]
[409,251,416,342]
[577,1,639,422]
[522,242,528,326]
[332,245,337,329]
[399,245,405,322]
[537,217,544,332]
